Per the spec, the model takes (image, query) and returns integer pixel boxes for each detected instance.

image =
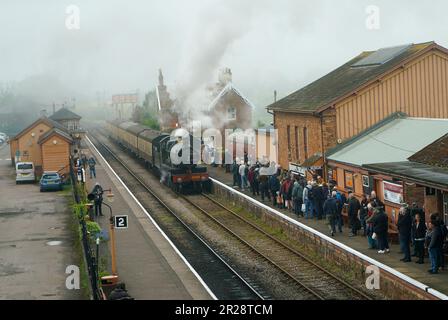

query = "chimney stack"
[218,67,232,85]
[274,90,277,103]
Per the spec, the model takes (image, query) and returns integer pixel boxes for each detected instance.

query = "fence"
[69,158,102,300]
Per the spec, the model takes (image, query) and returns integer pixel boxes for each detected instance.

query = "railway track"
[181,193,374,300]
[88,132,265,300]
[89,129,374,300]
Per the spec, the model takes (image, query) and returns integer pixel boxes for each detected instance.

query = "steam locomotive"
[105,120,210,193]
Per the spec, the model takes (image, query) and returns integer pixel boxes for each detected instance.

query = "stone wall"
[211,181,439,300]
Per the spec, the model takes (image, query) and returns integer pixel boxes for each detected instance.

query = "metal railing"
[69,158,101,300]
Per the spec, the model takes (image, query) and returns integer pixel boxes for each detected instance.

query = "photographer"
[91,183,104,217]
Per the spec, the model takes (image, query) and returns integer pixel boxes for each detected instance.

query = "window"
[294,126,299,161]
[303,127,308,159]
[426,187,436,196]
[287,125,291,160]
[345,171,354,191]
[227,107,236,120]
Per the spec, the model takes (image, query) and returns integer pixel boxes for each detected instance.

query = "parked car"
[40,172,63,192]
[16,162,35,184]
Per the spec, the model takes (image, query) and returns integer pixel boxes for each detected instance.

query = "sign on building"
[383,181,403,205]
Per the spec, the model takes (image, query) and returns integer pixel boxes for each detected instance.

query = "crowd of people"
[229,160,447,275]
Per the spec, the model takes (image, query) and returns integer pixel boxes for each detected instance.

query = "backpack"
[307,187,314,200]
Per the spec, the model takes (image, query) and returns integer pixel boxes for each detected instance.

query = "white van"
[16,162,36,183]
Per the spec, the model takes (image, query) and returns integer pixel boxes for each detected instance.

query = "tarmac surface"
[0,143,82,300]
[208,165,448,297]
[82,138,212,300]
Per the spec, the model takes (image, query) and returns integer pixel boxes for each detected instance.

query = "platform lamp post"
[88,189,119,295]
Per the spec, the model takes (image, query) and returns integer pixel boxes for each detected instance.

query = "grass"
[67,194,91,299]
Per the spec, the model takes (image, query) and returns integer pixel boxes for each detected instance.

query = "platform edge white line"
[210,177,448,300]
[86,136,218,300]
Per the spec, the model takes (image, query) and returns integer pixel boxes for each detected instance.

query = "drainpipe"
[319,112,327,183]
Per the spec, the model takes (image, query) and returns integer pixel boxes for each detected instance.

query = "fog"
[0,0,447,123]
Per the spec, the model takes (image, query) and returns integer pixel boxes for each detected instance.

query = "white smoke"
[172,0,261,128]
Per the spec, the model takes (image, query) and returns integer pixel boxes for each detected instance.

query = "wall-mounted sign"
[383,181,403,205]
[289,163,306,176]
[345,171,354,190]
[362,175,370,187]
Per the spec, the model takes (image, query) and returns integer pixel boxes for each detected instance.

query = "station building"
[325,113,448,227]
[9,108,83,176]
[364,133,448,225]
[267,41,448,178]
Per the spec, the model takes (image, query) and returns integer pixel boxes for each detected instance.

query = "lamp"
[106,190,114,203]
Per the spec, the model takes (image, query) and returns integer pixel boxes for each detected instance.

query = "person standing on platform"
[292,178,304,217]
[324,191,338,237]
[334,188,346,233]
[369,207,389,254]
[347,192,361,237]
[413,213,427,264]
[366,202,377,249]
[313,182,325,220]
[88,156,97,179]
[427,218,443,274]
[239,161,248,191]
[232,160,240,188]
[359,195,369,236]
[258,167,270,202]
[303,182,313,219]
[92,183,104,217]
[397,203,412,262]
[269,174,280,207]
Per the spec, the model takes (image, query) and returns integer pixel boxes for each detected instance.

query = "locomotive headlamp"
[177,177,183,183]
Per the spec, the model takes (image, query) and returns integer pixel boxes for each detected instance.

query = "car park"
[40,172,63,192]
[15,162,35,184]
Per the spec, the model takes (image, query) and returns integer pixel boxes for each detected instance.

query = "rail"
[210,177,448,300]
[86,134,264,300]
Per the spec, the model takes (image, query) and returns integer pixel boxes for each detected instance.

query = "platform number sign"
[114,215,128,229]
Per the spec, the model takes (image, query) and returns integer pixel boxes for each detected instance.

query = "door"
[443,192,448,225]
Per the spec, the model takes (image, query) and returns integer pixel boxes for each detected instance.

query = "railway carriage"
[106,120,210,193]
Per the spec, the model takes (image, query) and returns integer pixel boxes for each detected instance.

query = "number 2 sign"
[114,215,128,229]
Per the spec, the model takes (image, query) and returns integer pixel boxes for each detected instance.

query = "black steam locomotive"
[106,120,210,192]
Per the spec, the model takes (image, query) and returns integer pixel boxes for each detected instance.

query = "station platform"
[208,165,448,296]
[83,139,213,300]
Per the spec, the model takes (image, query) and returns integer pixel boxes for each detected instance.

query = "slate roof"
[49,107,82,121]
[408,134,448,168]
[207,82,256,111]
[38,128,74,144]
[364,161,448,191]
[11,116,69,141]
[267,42,440,113]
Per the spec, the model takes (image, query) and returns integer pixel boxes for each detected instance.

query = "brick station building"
[267,41,448,178]
[364,133,448,224]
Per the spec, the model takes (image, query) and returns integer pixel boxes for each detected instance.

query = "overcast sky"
[1,0,447,109]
